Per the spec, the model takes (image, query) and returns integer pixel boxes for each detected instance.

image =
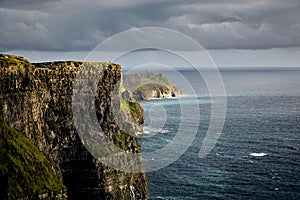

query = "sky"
[1,0,300,68]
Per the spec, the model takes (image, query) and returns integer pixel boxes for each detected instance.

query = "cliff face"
[0,54,148,199]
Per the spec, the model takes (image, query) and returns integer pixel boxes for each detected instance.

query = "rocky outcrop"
[0,54,148,199]
[119,98,144,135]
[123,72,181,101]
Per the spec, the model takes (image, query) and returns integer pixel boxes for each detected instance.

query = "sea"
[136,69,300,200]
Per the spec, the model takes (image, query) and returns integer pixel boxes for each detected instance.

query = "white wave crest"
[249,152,267,157]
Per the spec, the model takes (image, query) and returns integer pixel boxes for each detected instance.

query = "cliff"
[123,72,181,101]
[0,54,148,199]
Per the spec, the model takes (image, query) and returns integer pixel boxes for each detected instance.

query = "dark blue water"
[138,70,300,200]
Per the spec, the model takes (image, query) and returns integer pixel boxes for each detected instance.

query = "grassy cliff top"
[0,54,119,71]
[0,54,30,65]
[0,122,65,199]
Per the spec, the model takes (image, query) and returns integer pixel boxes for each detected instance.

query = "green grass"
[0,54,31,69]
[120,99,144,122]
[0,122,65,199]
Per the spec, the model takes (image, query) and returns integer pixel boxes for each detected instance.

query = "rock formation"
[0,54,148,199]
[123,72,181,101]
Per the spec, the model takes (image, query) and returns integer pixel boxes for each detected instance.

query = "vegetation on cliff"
[0,54,31,68]
[120,99,144,125]
[0,122,65,199]
[123,72,181,101]
[119,98,144,134]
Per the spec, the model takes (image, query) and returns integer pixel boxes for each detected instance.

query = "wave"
[249,152,267,157]
[144,126,170,134]
[139,126,170,138]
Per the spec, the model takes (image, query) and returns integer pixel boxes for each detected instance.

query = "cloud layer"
[1,0,300,51]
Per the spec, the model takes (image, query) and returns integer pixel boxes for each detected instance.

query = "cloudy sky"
[1,0,300,67]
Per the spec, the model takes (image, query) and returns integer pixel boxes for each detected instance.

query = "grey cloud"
[0,0,60,11]
[162,0,300,49]
[1,0,300,51]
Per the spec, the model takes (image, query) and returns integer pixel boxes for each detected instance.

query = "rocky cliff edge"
[0,54,148,199]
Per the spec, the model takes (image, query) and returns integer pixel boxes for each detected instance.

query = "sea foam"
[249,153,267,157]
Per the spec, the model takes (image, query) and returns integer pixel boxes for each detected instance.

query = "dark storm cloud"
[1,0,300,51]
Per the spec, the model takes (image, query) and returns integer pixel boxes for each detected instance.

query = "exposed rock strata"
[0,54,148,199]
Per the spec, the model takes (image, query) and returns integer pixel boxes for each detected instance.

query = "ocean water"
[138,70,300,200]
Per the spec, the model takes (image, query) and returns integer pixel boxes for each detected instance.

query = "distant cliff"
[123,72,181,101]
[0,54,148,199]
